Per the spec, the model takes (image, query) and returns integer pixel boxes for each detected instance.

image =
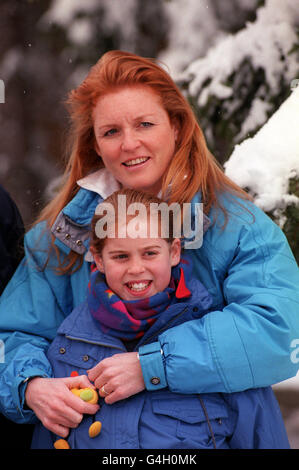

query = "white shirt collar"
[77,168,121,198]
[77,167,166,198]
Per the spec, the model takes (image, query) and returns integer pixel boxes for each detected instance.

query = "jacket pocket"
[46,335,112,376]
[150,392,231,448]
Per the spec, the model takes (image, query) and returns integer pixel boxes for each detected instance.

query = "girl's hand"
[87,352,145,404]
[25,375,99,437]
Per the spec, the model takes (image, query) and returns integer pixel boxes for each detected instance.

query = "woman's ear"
[93,253,105,273]
[172,118,180,143]
[170,238,181,267]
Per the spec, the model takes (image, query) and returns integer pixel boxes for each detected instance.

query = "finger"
[57,408,83,428]
[103,389,123,405]
[87,363,104,382]
[56,425,70,439]
[66,391,100,415]
[47,397,84,427]
[98,384,112,398]
[54,424,70,438]
[48,389,98,423]
[43,417,70,438]
[94,377,105,391]
[81,402,100,415]
[65,374,96,390]
[91,369,112,390]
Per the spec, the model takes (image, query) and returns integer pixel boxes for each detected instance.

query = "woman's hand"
[87,352,145,404]
[25,375,99,438]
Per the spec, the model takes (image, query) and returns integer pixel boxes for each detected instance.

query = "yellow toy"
[70,387,98,404]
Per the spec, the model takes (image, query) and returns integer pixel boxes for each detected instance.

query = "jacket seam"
[230,314,255,388]
[207,314,231,393]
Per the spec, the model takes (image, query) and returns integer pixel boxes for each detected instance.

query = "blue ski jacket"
[31,275,290,449]
[0,170,298,424]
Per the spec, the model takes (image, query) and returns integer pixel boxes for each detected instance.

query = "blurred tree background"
[0,0,298,261]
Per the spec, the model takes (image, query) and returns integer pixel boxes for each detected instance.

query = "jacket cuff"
[16,368,51,422]
[138,342,167,390]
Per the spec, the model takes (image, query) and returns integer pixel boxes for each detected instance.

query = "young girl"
[1,50,298,439]
[31,189,289,449]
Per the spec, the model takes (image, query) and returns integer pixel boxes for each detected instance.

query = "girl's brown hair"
[90,188,179,256]
[34,50,251,274]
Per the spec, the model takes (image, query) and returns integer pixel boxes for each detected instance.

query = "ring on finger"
[100,385,110,396]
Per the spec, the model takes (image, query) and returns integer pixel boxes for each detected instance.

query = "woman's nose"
[121,129,140,152]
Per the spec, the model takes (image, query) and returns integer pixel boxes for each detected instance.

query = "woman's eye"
[140,122,153,128]
[104,128,118,137]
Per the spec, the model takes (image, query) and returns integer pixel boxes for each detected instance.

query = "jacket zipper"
[139,306,189,348]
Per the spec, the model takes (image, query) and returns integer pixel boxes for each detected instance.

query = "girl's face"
[93,234,181,301]
[93,86,178,195]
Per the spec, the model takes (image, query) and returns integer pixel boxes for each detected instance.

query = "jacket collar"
[57,300,127,351]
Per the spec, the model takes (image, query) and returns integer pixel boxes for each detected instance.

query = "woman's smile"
[93,86,178,195]
[122,156,150,168]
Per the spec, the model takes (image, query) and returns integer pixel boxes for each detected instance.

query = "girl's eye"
[144,251,157,257]
[112,254,128,260]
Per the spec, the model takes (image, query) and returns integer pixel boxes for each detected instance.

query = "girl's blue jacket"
[0,172,299,425]
[31,275,289,449]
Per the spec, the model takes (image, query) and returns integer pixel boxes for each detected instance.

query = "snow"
[99,0,137,40]
[183,3,297,99]
[158,0,223,77]
[40,0,98,27]
[224,86,299,215]
[68,18,94,45]
[235,98,272,141]
[40,0,138,53]
[179,0,299,139]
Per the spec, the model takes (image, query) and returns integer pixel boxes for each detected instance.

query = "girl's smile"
[124,279,153,297]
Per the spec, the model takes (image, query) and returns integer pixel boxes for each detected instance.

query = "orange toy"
[71,387,98,404]
[54,439,70,449]
[88,421,102,438]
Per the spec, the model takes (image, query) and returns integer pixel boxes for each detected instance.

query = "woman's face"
[93,86,178,195]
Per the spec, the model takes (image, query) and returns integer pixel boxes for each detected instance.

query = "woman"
[0,50,298,440]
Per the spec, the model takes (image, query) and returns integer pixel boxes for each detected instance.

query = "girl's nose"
[121,129,140,152]
[127,257,145,275]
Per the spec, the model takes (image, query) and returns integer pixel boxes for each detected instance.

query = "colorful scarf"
[87,259,191,341]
